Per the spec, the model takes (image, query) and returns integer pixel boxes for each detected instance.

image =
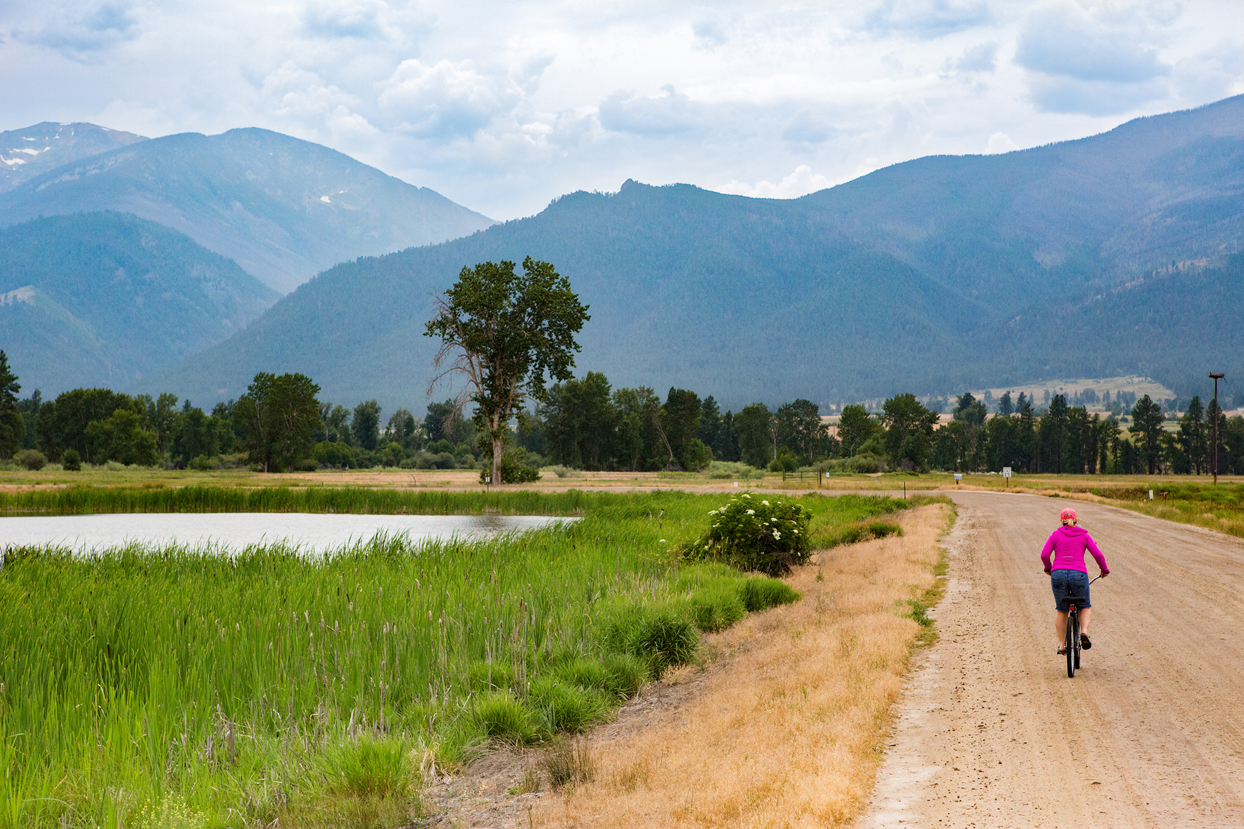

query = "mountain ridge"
[0,126,496,293]
[0,211,279,395]
[0,121,147,192]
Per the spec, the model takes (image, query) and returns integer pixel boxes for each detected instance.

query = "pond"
[0,513,576,554]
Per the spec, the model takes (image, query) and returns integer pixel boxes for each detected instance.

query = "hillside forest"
[4,351,1243,479]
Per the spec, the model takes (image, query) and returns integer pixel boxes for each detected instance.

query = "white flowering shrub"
[677,494,812,575]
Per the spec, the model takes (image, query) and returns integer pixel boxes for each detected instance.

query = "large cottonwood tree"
[425,258,589,485]
[234,372,321,472]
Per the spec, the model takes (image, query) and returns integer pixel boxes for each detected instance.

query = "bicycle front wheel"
[1066,610,1078,678]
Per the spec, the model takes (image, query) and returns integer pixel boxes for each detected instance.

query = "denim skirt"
[1051,569,1090,611]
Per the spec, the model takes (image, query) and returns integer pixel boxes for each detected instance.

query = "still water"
[1,513,576,554]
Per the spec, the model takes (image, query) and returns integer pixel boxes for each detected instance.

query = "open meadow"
[1,486,930,828]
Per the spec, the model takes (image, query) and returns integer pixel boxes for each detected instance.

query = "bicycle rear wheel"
[1066,610,1078,678]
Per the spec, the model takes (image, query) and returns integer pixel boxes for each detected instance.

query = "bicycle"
[1063,575,1101,678]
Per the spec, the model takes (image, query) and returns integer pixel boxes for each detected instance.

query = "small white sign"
[1002,467,1012,478]
[953,473,963,481]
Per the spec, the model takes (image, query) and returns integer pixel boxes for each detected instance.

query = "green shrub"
[550,654,647,701]
[627,611,699,677]
[706,461,765,480]
[62,448,82,472]
[15,449,47,471]
[819,452,887,474]
[465,660,513,693]
[473,692,539,743]
[677,494,812,575]
[738,577,801,612]
[689,585,746,632]
[414,451,457,469]
[528,676,611,733]
[315,440,359,469]
[905,599,933,627]
[480,447,541,484]
[816,520,903,549]
[381,443,405,468]
[768,449,798,473]
[321,736,412,797]
[600,652,649,699]
[683,438,713,472]
[554,658,610,692]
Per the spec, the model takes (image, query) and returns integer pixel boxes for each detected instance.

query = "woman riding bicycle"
[1041,507,1109,654]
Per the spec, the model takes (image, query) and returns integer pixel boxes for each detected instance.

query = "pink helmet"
[1060,507,1077,522]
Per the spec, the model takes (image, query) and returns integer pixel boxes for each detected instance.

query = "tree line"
[2,352,489,472]
[929,391,1244,475]
[4,350,1242,477]
[516,372,835,472]
[524,377,1244,477]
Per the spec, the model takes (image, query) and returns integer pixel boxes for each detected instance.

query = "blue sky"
[2,0,1241,220]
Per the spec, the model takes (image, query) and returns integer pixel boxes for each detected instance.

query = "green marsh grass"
[1,490,910,828]
[1089,481,1244,540]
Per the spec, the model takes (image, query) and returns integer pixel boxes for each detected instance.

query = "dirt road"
[861,490,1244,828]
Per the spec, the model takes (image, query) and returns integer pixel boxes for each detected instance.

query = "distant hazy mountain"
[134,94,1244,411]
[0,212,278,396]
[799,94,1244,307]
[0,127,496,293]
[0,122,147,192]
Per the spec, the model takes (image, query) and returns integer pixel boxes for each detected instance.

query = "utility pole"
[1210,372,1224,485]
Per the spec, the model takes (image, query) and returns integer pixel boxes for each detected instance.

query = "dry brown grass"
[535,504,951,829]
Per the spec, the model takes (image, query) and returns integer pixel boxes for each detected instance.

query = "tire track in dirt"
[861,491,1244,828]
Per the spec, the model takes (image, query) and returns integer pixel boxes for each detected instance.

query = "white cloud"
[12,0,140,62]
[378,59,523,139]
[985,131,1018,153]
[302,0,389,40]
[1016,7,1169,84]
[1013,2,1181,114]
[716,165,834,199]
[259,62,378,145]
[954,42,998,74]
[598,86,701,136]
[862,0,993,39]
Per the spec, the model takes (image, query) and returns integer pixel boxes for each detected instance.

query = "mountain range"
[142,95,1244,412]
[0,127,495,293]
[3,95,1241,412]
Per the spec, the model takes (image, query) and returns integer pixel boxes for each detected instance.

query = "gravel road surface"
[861,490,1244,828]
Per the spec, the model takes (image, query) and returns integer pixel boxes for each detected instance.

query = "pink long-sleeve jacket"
[1041,525,1109,575]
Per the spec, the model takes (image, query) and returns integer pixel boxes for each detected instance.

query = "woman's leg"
[1079,607,1092,636]
[1055,610,1069,647]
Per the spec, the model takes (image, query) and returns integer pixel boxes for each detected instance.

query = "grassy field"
[1081,481,1244,540]
[1,489,915,829]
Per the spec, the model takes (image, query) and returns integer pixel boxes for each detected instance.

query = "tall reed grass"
[0,485,596,517]
[0,490,910,828]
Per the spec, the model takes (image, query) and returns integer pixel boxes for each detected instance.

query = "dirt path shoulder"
[860,491,1244,829]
